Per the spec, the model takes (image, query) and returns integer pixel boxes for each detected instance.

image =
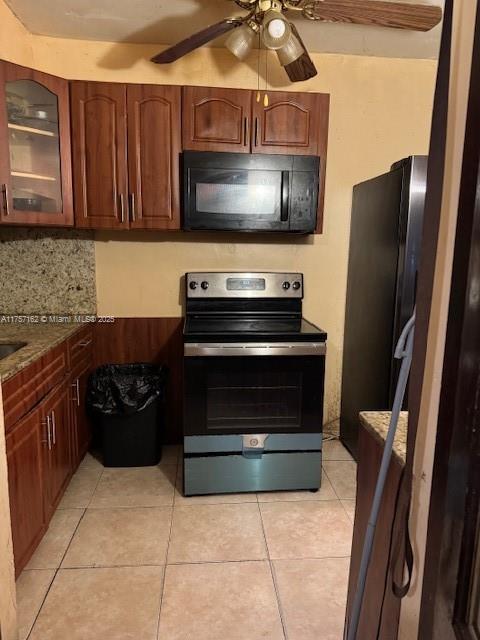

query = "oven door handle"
[184,342,326,357]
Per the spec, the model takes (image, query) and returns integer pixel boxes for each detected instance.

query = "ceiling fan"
[151,0,443,83]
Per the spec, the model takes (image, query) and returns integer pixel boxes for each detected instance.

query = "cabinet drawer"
[184,451,321,496]
[68,325,93,371]
[3,343,68,433]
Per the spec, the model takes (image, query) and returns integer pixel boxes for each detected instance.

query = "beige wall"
[0,1,437,424]
[0,0,32,66]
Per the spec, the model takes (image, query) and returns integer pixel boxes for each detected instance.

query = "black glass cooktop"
[184,315,327,343]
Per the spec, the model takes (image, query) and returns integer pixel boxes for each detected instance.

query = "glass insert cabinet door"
[0,62,73,225]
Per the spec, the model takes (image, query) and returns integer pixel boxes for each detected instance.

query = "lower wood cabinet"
[5,328,93,576]
[346,423,404,639]
[42,380,72,519]
[6,405,46,575]
[6,378,72,575]
[70,361,91,468]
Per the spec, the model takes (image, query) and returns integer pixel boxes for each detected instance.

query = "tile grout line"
[256,501,289,640]
[56,507,88,570]
[47,554,354,571]
[323,460,358,512]
[155,447,180,639]
[25,451,179,640]
[26,456,102,639]
[25,569,56,640]
[84,461,105,510]
[339,499,356,524]
[323,465,357,529]
[322,463,343,501]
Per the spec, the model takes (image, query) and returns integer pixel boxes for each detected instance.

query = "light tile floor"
[17,438,356,640]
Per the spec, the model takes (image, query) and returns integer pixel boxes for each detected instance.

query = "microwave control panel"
[289,171,319,232]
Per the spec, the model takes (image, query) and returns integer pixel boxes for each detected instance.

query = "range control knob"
[189,281,198,290]
[201,281,209,290]
[292,281,301,291]
[282,281,291,290]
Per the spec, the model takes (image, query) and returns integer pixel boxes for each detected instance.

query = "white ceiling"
[6,0,443,59]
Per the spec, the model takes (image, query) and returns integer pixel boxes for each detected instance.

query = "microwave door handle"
[281,171,290,222]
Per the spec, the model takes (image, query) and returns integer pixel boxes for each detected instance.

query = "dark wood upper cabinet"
[70,81,128,230]
[182,86,251,153]
[0,61,73,227]
[252,91,328,156]
[127,84,181,230]
[6,405,46,577]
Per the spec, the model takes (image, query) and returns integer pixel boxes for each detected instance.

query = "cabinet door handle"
[130,193,136,222]
[42,415,52,450]
[243,117,248,147]
[79,339,92,348]
[51,410,56,446]
[72,379,80,406]
[119,194,125,223]
[254,118,259,147]
[2,184,10,215]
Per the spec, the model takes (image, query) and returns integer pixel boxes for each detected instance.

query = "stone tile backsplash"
[0,228,96,314]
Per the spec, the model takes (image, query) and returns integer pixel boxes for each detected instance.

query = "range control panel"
[186,272,304,299]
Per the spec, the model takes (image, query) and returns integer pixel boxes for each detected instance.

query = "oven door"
[183,343,326,436]
[184,167,290,231]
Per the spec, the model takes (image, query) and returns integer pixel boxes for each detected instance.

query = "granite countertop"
[359,411,408,465]
[0,321,84,382]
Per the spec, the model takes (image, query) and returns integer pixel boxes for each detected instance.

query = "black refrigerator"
[340,156,427,458]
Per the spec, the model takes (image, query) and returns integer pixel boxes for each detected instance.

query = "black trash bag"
[87,363,167,416]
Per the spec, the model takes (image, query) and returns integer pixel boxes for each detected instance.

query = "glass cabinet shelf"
[0,61,73,225]
[11,170,57,182]
[5,77,63,215]
[8,122,58,138]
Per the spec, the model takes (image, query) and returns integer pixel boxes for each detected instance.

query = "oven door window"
[184,356,324,435]
[207,368,302,430]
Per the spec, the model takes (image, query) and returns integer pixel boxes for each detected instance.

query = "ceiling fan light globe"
[225,23,256,60]
[262,11,291,50]
[268,19,286,39]
[277,33,304,66]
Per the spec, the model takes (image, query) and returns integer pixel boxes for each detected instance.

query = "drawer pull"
[72,379,80,406]
[51,411,56,446]
[130,193,136,222]
[119,193,125,223]
[42,415,52,450]
[79,339,92,348]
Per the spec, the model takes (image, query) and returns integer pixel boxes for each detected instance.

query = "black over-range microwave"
[182,151,320,233]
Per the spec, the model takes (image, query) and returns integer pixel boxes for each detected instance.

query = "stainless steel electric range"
[182,272,327,496]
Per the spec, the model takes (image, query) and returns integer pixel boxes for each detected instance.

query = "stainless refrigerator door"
[340,164,404,458]
[340,156,427,458]
[389,156,427,402]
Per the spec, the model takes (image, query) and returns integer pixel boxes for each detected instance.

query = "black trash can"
[87,363,167,467]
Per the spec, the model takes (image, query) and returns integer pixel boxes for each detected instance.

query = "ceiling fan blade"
[301,0,442,32]
[284,24,318,83]
[151,18,245,63]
